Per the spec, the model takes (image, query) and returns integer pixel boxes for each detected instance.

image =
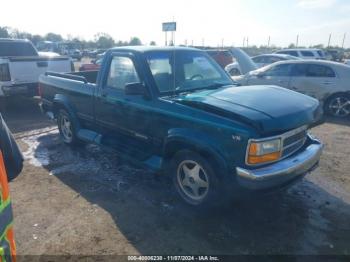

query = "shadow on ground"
[31,131,350,255]
[1,97,53,134]
[324,116,350,127]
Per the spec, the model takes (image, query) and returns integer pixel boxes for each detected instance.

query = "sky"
[1,0,350,47]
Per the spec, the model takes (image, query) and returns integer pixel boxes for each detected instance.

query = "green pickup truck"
[39,46,323,207]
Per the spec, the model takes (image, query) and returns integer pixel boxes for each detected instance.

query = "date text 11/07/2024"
[127,255,220,261]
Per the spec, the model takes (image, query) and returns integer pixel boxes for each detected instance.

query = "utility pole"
[242,37,245,47]
[328,33,332,48]
[296,35,299,47]
[246,37,249,47]
[267,36,271,47]
[342,33,346,49]
[170,31,174,46]
[171,16,175,46]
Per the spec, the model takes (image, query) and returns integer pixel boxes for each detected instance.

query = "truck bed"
[45,70,98,84]
[39,70,97,119]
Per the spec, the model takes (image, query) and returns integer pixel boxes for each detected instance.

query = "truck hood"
[176,85,321,134]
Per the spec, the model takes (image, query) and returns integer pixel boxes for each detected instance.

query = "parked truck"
[39,46,323,207]
[0,38,73,101]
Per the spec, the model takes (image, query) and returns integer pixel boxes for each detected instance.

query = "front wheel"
[325,94,350,117]
[170,150,222,207]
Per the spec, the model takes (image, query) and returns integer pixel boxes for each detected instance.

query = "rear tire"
[57,109,82,146]
[324,94,350,118]
[170,150,223,208]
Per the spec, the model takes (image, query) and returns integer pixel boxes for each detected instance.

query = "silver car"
[234,60,350,117]
[225,54,300,76]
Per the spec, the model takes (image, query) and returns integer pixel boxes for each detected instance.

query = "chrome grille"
[281,127,307,158]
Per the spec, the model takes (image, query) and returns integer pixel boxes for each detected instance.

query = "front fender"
[163,128,229,176]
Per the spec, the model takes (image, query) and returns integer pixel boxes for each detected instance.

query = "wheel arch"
[162,136,228,179]
[324,91,350,103]
[53,95,81,131]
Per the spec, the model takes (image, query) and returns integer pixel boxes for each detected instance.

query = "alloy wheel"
[60,114,73,142]
[328,96,350,117]
[177,160,209,201]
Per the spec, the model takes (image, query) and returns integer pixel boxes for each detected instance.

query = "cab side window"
[291,64,307,77]
[292,64,336,77]
[278,51,299,57]
[268,57,283,63]
[252,56,264,63]
[306,64,335,77]
[300,51,315,58]
[107,56,140,90]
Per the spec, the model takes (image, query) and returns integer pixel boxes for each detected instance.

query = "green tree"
[85,40,97,49]
[129,37,142,46]
[94,33,115,48]
[45,32,63,42]
[10,29,32,40]
[30,35,44,46]
[0,27,10,38]
[311,44,324,49]
[150,41,156,46]
[116,40,128,46]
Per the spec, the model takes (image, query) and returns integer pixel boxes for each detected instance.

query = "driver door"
[94,53,156,155]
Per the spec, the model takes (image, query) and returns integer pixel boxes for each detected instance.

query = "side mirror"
[124,82,147,96]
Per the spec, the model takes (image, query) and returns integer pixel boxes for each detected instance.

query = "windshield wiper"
[201,82,230,90]
[176,82,231,95]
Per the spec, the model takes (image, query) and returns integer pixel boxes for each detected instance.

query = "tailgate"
[8,57,71,83]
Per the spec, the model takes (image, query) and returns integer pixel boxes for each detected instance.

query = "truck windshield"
[0,41,38,57]
[145,50,233,94]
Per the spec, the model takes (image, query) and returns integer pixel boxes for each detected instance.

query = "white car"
[275,48,327,60]
[234,60,350,117]
[225,54,300,76]
[0,39,72,99]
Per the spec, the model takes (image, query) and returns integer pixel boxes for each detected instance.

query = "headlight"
[247,138,282,165]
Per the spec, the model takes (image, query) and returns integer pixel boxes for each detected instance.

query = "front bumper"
[236,137,323,190]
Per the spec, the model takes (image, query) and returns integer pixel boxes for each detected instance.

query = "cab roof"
[108,46,201,53]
